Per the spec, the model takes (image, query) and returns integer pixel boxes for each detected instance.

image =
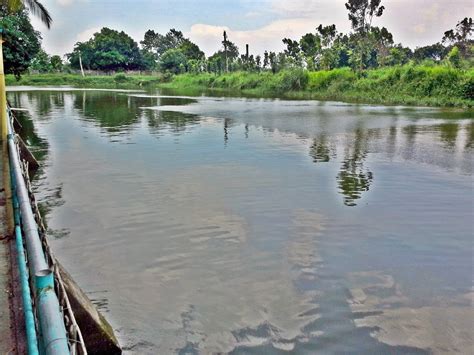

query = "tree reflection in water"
[337,159,373,206]
[309,134,335,163]
[336,128,373,207]
[310,128,373,207]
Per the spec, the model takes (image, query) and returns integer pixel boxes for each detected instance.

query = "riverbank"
[6,65,474,107]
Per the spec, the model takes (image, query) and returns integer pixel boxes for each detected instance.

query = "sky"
[30,0,473,57]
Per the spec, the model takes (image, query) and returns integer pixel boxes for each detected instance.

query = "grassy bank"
[163,66,474,107]
[5,73,165,88]
[6,65,474,107]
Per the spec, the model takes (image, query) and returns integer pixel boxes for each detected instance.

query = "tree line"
[1,0,473,79]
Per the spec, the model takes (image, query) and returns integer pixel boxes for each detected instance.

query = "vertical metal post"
[1,29,14,237]
[0,29,7,139]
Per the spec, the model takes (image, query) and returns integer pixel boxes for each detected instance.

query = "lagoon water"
[8,88,473,354]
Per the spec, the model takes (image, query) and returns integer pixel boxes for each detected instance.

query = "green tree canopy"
[140,28,203,70]
[29,48,51,72]
[50,55,63,72]
[141,28,185,57]
[179,39,204,60]
[0,4,41,78]
[413,43,446,62]
[159,48,187,74]
[68,27,145,71]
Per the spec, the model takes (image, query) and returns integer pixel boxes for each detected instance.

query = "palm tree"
[3,0,52,28]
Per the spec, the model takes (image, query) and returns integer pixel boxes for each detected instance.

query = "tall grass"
[7,65,474,107]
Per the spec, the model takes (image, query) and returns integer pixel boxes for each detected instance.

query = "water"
[8,88,473,354]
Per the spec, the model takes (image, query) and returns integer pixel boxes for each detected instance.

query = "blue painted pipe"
[11,151,39,355]
[36,270,70,355]
[14,227,40,354]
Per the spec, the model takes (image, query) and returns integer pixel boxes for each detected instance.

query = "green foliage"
[141,28,185,57]
[461,72,474,100]
[50,55,63,72]
[162,64,473,107]
[159,48,187,74]
[30,48,51,72]
[67,27,145,71]
[276,69,309,91]
[413,43,446,62]
[0,4,41,79]
[179,39,204,60]
[113,73,128,83]
[299,33,321,70]
[384,45,412,66]
[308,68,356,90]
[446,46,462,68]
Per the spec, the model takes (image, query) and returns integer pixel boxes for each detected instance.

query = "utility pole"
[78,51,85,77]
[223,31,228,73]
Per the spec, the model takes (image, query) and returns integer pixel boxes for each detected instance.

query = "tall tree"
[370,26,394,65]
[442,17,473,44]
[317,24,338,47]
[2,0,52,28]
[140,28,186,57]
[345,1,386,70]
[442,17,473,57]
[299,33,321,70]
[178,39,204,60]
[282,38,301,64]
[345,0,385,33]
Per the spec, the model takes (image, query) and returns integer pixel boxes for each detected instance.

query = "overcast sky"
[31,0,473,57]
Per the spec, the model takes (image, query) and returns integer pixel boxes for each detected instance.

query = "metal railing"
[7,107,87,355]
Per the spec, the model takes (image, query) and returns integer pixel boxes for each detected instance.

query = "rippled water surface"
[8,88,473,354]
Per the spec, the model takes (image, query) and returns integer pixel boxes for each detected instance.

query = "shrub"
[114,73,128,83]
[446,46,461,68]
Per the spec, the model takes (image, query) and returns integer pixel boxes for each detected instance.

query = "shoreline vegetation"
[3,2,473,108]
[6,65,474,107]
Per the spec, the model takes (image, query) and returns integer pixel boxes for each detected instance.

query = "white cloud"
[184,0,352,57]
[55,0,89,6]
[188,16,350,57]
[56,0,75,6]
[271,0,347,18]
[76,26,102,43]
[413,24,427,34]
